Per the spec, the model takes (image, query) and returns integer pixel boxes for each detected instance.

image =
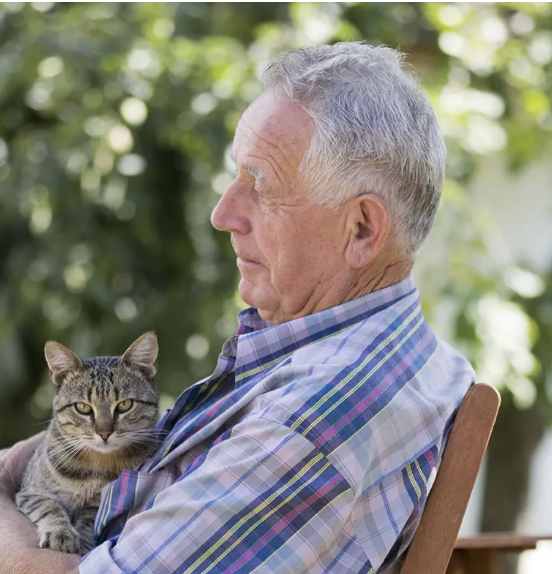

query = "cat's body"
[16,334,160,554]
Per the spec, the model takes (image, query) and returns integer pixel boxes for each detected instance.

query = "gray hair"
[259,43,446,255]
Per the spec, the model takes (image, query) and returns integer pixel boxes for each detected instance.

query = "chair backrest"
[400,383,501,574]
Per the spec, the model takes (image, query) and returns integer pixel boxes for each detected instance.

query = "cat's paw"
[39,526,81,553]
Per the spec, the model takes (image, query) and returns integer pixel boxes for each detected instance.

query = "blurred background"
[0,2,551,572]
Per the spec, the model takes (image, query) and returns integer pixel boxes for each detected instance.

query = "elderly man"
[0,43,474,573]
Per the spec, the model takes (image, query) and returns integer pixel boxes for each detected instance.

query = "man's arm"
[81,415,357,574]
[0,435,80,574]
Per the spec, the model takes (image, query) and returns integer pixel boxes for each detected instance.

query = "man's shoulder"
[254,316,474,495]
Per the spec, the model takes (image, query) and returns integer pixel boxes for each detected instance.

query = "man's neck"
[349,257,414,301]
[265,255,414,325]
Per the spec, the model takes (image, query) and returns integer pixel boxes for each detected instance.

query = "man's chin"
[238,278,274,315]
[237,278,258,307]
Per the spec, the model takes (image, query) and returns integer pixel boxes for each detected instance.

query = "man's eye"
[74,402,93,415]
[116,399,134,413]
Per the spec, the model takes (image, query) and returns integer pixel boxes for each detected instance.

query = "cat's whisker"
[54,444,85,468]
[122,437,161,445]
[118,429,166,440]
[48,442,81,456]
[121,439,161,452]
[51,449,81,472]
[48,439,79,447]
[119,427,164,433]
[118,434,157,442]
[30,418,54,428]
[50,441,84,459]
[48,439,86,463]
[47,439,86,456]
[48,436,83,446]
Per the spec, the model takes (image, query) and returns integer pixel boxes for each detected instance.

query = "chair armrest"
[455,533,552,552]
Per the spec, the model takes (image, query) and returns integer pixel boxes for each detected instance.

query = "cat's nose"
[98,431,112,442]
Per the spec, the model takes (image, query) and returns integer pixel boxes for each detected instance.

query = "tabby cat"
[16,332,160,554]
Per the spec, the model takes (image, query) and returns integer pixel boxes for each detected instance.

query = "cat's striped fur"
[16,332,160,554]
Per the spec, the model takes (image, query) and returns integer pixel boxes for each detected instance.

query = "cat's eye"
[116,399,134,413]
[74,402,93,415]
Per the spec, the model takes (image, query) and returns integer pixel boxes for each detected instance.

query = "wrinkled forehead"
[233,91,316,164]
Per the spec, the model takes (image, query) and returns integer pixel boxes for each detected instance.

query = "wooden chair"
[400,383,501,574]
[451,533,552,574]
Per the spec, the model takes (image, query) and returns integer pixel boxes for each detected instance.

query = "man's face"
[210,91,349,324]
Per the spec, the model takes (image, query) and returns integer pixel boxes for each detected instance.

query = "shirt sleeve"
[80,416,357,574]
[351,443,440,573]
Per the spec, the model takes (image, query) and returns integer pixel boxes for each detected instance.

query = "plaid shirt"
[81,276,474,574]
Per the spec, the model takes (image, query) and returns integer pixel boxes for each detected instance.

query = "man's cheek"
[269,259,302,294]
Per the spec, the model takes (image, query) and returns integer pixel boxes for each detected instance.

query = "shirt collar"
[232,274,417,387]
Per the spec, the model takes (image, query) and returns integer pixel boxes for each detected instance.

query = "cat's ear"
[122,332,158,379]
[44,341,83,386]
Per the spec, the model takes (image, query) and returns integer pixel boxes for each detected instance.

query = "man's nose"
[210,183,251,235]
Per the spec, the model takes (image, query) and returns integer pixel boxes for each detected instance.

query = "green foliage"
[0,2,274,445]
[1,2,551,447]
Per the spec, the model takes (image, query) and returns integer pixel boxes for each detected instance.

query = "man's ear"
[44,341,83,386]
[122,332,158,379]
[344,193,391,268]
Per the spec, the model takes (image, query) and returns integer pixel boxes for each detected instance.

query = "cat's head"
[45,332,160,455]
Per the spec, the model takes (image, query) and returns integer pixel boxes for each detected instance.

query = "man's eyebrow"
[243,164,271,187]
[228,150,272,190]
